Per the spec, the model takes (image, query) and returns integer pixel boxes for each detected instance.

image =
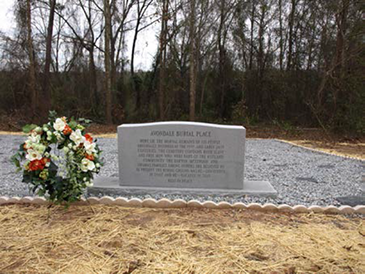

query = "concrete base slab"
[336,196,365,207]
[88,176,277,197]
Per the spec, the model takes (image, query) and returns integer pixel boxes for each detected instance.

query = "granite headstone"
[89,122,276,196]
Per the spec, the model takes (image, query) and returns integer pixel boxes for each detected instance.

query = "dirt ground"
[0,204,364,273]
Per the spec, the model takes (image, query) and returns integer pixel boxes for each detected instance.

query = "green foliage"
[22,124,38,134]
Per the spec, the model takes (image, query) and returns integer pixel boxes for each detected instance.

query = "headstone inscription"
[89,122,276,196]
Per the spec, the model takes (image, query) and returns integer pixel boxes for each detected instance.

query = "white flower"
[28,132,41,143]
[24,140,32,149]
[70,129,85,146]
[33,143,46,154]
[85,181,93,187]
[96,163,100,168]
[26,149,43,161]
[81,158,95,172]
[51,154,59,161]
[34,126,42,134]
[63,147,69,154]
[84,141,96,154]
[54,131,64,142]
[53,118,66,131]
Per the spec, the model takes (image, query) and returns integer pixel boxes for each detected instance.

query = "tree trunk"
[158,0,168,120]
[27,0,38,116]
[217,0,226,119]
[249,3,255,70]
[42,0,56,117]
[332,0,349,112]
[257,5,265,78]
[287,0,296,70]
[278,0,283,70]
[189,0,196,121]
[334,0,349,78]
[87,0,98,112]
[104,0,113,124]
[89,48,98,108]
[131,8,141,110]
[131,21,140,77]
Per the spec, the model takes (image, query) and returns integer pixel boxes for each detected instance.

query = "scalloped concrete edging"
[0,196,364,215]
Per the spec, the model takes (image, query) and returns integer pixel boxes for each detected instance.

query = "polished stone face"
[118,122,246,190]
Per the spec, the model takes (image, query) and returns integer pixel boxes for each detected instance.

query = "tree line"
[0,0,364,133]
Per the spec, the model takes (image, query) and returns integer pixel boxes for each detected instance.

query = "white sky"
[0,1,15,35]
[0,0,158,71]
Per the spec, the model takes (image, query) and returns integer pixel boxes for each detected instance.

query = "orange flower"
[29,160,44,171]
[63,124,72,135]
[85,154,94,161]
[84,133,93,143]
[29,158,50,171]
[41,158,50,165]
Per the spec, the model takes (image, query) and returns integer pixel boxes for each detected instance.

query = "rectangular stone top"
[118,121,245,130]
[118,122,246,190]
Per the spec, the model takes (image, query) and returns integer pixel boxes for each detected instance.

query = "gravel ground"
[1,134,364,206]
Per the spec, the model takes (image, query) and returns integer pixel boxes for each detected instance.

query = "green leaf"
[19,143,25,152]
[22,172,33,183]
[48,110,58,122]
[69,119,78,129]
[11,155,20,168]
[48,161,58,177]
[22,124,38,134]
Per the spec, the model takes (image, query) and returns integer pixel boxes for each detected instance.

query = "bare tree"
[104,0,113,124]
[131,0,154,109]
[26,0,39,116]
[41,0,56,117]
[158,0,169,120]
[287,0,297,70]
[189,0,196,121]
[131,0,154,76]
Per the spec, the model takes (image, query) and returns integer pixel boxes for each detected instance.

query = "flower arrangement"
[11,112,102,204]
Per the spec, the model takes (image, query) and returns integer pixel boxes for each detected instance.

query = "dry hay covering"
[0,205,364,273]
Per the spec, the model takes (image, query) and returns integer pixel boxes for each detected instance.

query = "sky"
[0,0,158,71]
[0,1,14,35]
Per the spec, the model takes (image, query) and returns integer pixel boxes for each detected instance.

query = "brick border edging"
[0,196,364,214]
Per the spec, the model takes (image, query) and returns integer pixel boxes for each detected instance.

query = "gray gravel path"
[1,134,364,206]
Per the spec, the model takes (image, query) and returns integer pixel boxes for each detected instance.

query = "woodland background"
[0,0,364,133]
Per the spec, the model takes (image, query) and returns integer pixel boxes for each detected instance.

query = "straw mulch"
[0,205,364,273]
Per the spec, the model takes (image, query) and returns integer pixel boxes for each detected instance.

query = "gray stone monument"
[89,122,276,196]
